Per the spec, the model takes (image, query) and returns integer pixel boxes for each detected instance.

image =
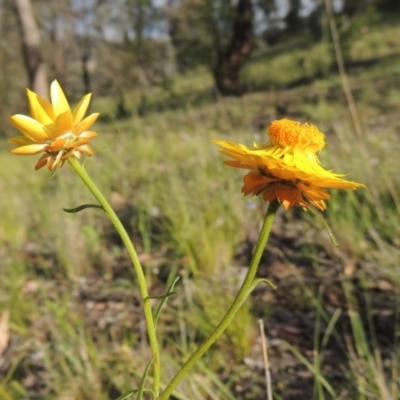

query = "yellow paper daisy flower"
[9,80,99,171]
[213,118,366,211]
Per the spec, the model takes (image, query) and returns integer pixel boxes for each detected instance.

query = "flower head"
[213,118,366,211]
[9,80,99,170]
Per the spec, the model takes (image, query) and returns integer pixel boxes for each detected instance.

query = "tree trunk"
[285,0,302,35]
[214,0,253,96]
[50,3,65,84]
[81,44,92,94]
[15,0,48,98]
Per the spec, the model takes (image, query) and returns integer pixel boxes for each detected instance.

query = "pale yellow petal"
[8,136,35,145]
[49,152,63,170]
[73,113,99,135]
[69,137,90,148]
[72,93,92,124]
[50,80,71,117]
[11,144,47,155]
[10,115,50,142]
[219,149,260,167]
[309,200,326,211]
[80,130,98,139]
[78,144,94,155]
[27,89,54,124]
[71,150,82,159]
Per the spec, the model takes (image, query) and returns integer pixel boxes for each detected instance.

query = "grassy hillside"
[1,18,400,400]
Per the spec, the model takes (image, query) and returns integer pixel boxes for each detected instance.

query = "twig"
[259,319,273,400]
[323,0,366,153]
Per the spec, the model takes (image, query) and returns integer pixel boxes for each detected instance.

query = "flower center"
[268,118,325,153]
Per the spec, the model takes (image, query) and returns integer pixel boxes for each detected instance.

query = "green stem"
[158,200,280,399]
[68,157,161,396]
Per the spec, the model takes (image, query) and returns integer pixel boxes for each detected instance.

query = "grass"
[1,16,400,399]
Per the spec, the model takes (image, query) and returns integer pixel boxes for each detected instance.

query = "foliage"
[1,2,400,399]
[166,0,235,72]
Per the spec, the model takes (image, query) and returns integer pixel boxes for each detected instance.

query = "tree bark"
[79,37,92,95]
[214,0,253,96]
[15,0,48,98]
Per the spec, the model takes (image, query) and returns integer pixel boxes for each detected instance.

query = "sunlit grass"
[1,20,400,399]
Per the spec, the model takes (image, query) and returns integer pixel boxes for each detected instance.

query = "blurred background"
[1,0,400,399]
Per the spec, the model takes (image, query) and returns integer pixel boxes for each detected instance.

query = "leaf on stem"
[308,207,339,247]
[248,278,276,293]
[136,358,155,400]
[115,390,138,400]
[62,204,104,213]
[153,276,181,326]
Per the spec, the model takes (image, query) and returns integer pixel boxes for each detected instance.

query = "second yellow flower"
[9,80,99,171]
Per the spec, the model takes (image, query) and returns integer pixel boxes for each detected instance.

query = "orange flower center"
[268,118,325,154]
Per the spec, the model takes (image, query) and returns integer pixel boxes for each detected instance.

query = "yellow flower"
[9,80,99,171]
[213,118,366,211]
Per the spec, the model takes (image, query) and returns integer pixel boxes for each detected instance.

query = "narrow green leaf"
[49,168,58,179]
[282,341,338,398]
[235,278,276,310]
[62,204,103,213]
[308,208,339,247]
[115,389,138,400]
[153,276,181,326]
[137,358,154,400]
[247,278,276,295]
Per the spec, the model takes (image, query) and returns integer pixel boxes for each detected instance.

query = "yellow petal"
[78,144,94,155]
[313,179,366,190]
[72,93,92,124]
[219,150,259,168]
[69,138,90,148]
[213,118,366,211]
[11,144,47,154]
[52,110,74,138]
[50,80,71,117]
[223,160,256,169]
[73,113,99,135]
[80,130,98,139]
[309,199,326,211]
[283,153,295,166]
[298,183,330,200]
[10,115,50,142]
[8,136,35,145]
[27,89,54,124]
[46,138,67,151]
[69,150,81,159]
[48,152,63,170]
